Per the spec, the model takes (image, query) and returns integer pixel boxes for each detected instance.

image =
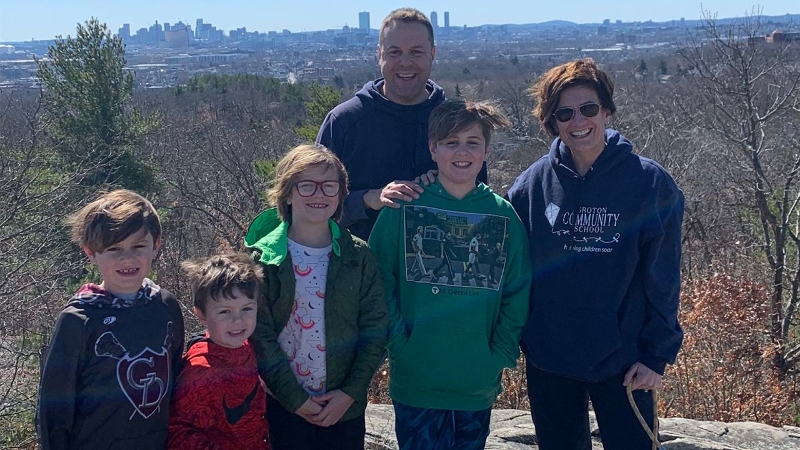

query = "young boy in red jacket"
[168,253,269,450]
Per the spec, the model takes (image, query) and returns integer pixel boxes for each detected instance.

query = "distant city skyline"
[0,0,797,42]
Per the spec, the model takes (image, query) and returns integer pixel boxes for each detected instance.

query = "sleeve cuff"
[341,190,370,227]
[638,355,668,376]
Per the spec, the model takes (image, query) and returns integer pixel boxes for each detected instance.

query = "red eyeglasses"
[293,180,341,197]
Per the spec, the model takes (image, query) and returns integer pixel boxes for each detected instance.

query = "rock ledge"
[364,405,800,449]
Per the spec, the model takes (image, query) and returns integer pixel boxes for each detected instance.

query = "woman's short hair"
[529,58,617,137]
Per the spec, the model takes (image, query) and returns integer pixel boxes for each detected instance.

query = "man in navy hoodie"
[317,7,487,240]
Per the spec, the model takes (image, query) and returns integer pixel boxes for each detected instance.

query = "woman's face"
[554,85,611,159]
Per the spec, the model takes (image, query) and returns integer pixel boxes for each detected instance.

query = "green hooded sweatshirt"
[245,208,387,420]
[369,181,531,411]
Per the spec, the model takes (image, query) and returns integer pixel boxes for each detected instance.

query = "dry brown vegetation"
[663,273,798,425]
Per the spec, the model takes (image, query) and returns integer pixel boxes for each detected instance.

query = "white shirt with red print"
[278,239,331,395]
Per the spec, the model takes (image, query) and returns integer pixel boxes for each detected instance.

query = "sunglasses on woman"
[294,180,341,197]
[552,102,601,123]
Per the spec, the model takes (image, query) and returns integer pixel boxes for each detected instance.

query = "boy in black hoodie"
[37,189,184,450]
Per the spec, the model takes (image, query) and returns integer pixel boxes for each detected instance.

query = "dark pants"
[526,362,656,450]
[433,254,454,280]
[266,396,365,450]
[393,400,491,450]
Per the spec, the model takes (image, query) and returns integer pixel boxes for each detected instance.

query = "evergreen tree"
[296,82,341,142]
[37,18,158,192]
[659,58,669,75]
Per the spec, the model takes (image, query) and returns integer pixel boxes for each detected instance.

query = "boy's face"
[430,123,488,196]
[195,287,257,349]
[288,164,340,227]
[83,228,160,298]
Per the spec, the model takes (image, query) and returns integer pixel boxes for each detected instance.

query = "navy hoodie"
[317,78,487,240]
[506,129,684,382]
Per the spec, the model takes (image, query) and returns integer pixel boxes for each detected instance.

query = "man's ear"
[429,142,437,161]
[153,236,162,254]
[430,45,436,61]
[82,246,96,263]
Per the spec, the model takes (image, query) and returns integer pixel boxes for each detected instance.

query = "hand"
[623,362,663,392]
[363,180,424,211]
[295,397,323,424]
[309,390,355,427]
[414,170,438,186]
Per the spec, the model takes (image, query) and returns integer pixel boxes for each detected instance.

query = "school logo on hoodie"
[546,202,621,253]
[94,323,174,419]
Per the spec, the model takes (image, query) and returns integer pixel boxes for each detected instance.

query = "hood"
[244,208,341,266]
[549,129,633,177]
[185,334,255,366]
[67,278,160,309]
[423,179,496,203]
[356,78,445,124]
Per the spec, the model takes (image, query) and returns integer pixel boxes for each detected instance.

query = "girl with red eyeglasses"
[245,144,387,450]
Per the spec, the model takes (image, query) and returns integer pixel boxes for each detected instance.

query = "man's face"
[378,21,435,106]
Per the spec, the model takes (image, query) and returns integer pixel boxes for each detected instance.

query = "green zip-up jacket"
[245,208,387,421]
[369,181,532,411]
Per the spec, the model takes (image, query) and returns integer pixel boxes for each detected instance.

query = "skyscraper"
[119,23,131,40]
[430,11,438,29]
[196,19,203,39]
[152,21,162,45]
[444,12,450,30]
[359,11,370,31]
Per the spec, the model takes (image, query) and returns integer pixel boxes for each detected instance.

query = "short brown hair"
[529,58,617,137]
[67,189,161,254]
[181,253,264,313]
[428,99,511,146]
[380,8,434,47]
[268,144,349,222]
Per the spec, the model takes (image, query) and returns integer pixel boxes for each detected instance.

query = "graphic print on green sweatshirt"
[403,205,509,290]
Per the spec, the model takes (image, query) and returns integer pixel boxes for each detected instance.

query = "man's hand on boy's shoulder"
[363,180,424,211]
[310,390,354,427]
[414,170,438,186]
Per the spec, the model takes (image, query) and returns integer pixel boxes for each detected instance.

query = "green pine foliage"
[295,82,341,142]
[37,18,159,193]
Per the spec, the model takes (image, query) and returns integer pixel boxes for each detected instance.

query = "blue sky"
[0,0,795,42]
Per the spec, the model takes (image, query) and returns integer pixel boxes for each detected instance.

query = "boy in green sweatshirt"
[369,99,532,450]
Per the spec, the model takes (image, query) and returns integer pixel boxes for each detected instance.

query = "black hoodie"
[317,78,487,240]
[506,129,684,382]
[37,279,184,450]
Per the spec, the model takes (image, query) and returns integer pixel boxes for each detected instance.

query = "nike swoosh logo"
[222,381,260,425]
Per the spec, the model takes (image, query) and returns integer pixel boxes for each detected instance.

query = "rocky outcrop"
[364,405,800,449]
